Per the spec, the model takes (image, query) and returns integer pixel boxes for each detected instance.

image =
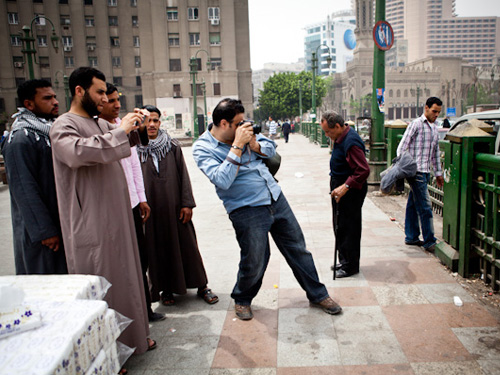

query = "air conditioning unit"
[88,45,95,51]
[63,46,72,52]
[14,62,23,68]
[211,19,219,26]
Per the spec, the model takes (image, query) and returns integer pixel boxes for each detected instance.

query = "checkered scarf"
[136,129,177,163]
[8,108,53,146]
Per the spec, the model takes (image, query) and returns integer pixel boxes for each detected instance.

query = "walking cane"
[333,197,339,280]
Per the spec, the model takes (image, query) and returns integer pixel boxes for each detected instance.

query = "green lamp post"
[54,70,70,111]
[311,43,332,124]
[189,49,210,140]
[20,16,59,80]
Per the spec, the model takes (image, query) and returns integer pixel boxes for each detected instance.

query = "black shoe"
[425,244,436,253]
[149,312,166,322]
[335,269,358,278]
[405,240,424,246]
[330,264,342,271]
[235,304,253,320]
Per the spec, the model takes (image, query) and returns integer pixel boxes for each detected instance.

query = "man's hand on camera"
[233,121,253,148]
[248,135,261,154]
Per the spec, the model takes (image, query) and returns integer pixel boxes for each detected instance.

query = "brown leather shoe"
[235,304,253,320]
[311,296,342,315]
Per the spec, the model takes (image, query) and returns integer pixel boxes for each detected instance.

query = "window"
[167,7,178,20]
[10,35,22,47]
[85,16,94,27]
[108,0,117,5]
[209,33,220,46]
[8,13,19,24]
[112,56,121,67]
[113,77,122,86]
[34,0,43,3]
[132,16,138,27]
[13,56,24,65]
[34,14,46,25]
[130,0,137,6]
[0,98,5,114]
[191,83,203,96]
[119,95,127,111]
[168,34,180,46]
[110,37,120,46]
[189,33,200,46]
[208,7,220,20]
[39,56,49,67]
[86,36,96,51]
[64,56,74,67]
[133,36,140,47]
[62,36,73,47]
[136,76,141,86]
[173,84,181,97]
[210,57,222,70]
[134,56,141,67]
[188,7,199,20]
[61,16,71,25]
[88,57,98,67]
[169,59,181,71]
[109,16,118,26]
[213,83,221,96]
[135,95,143,108]
[59,0,69,3]
[37,35,48,47]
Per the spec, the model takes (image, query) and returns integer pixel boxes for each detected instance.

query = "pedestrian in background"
[282,120,291,143]
[268,116,277,140]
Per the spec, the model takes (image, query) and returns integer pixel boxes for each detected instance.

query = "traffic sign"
[373,21,394,51]
[446,107,456,117]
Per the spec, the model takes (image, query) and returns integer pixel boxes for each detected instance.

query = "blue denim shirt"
[192,130,281,214]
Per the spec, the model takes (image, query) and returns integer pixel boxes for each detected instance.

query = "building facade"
[304,10,357,76]
[0,0,252,135]
[386,0,500,67]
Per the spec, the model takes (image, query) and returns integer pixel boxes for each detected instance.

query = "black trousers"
[133,205,153,317]
[330,177,367,273]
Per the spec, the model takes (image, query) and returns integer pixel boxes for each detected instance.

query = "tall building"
[386,0,500,67]
[0,0,252,135]
[304,10,357,75]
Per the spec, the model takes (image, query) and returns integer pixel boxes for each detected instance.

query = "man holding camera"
[193,98,341,321]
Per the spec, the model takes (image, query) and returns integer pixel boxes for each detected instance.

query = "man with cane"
[321,111,370,278]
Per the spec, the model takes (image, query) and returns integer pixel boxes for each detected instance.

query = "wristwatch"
[345,184,350,189]
[231,145,243,151]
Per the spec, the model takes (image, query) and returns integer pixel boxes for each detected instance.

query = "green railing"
[470,153,500,290]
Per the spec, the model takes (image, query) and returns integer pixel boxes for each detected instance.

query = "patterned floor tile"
[453,327,500,360]
[372,285,430,306]
[410,361,483,375]
[278,307,336,334]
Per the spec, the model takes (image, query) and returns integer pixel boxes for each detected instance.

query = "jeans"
[228,193,328,305]
[405,172,436,249]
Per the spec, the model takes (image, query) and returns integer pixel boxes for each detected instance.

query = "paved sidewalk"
[1,133,499,374]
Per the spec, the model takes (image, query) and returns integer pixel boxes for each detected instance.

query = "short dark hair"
[142,104,161,117]
[17,79,52,104]
[321,111,345,128]
[106,82,118,96]
[69,67,106,97]
[426,96,442,108]
[212,98,245,126]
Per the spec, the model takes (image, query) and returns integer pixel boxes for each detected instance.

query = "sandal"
[161,292,175,306]
[197,288,219,304]
[147,338,157,351]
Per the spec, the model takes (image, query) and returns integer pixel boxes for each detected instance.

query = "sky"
[248,0,500,70]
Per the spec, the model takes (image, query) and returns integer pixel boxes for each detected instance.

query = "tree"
[257,71,327,121]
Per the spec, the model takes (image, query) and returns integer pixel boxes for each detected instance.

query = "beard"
[35,109,58,121]
[81,91,101,117]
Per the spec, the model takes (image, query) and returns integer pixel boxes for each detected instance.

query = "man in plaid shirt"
[397,97,444,252]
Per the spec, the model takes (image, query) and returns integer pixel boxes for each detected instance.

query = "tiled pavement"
[0,133,499,374]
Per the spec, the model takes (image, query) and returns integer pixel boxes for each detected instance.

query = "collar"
[335,126,350,144]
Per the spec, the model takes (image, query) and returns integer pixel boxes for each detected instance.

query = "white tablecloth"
[0,275,123,375]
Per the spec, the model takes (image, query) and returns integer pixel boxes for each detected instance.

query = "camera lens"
[252,124,261,135]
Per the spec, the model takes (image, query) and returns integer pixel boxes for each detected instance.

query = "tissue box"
[0,305,42,339]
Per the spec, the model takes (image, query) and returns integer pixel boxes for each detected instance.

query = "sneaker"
[235,304,253,320]
[149,312,166,322]
[311,296,342,315]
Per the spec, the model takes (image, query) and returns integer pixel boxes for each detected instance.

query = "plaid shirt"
[397,114,442,176]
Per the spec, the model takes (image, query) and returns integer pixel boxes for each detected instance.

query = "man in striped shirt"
[397,97,444,252]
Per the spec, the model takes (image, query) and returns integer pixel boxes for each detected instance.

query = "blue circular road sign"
[373,21,394,51]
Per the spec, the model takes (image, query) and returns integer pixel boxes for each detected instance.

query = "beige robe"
[49,113,149,354]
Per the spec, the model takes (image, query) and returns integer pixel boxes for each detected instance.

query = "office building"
[0,0,252,135]
[386,0,500,66]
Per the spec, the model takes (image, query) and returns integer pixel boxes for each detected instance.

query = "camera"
[237,120,261,135]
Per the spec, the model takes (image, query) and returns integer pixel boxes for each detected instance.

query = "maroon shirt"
[335,126,370,189]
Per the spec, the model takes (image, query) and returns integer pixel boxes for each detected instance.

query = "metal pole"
[369,0,387,181]
[299,78,303,122]
[21,26,36,80]
[202,80,207,131]
[190,57,198,139]
[312,52,317,124]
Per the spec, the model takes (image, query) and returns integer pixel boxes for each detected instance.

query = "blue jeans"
[405,172,436,249]
[228,193,328,305]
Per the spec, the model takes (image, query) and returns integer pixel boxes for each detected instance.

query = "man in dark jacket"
[321,111,370,278]
[1,79,67,274]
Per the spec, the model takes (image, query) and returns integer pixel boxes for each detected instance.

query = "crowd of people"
[1,65,444,371]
